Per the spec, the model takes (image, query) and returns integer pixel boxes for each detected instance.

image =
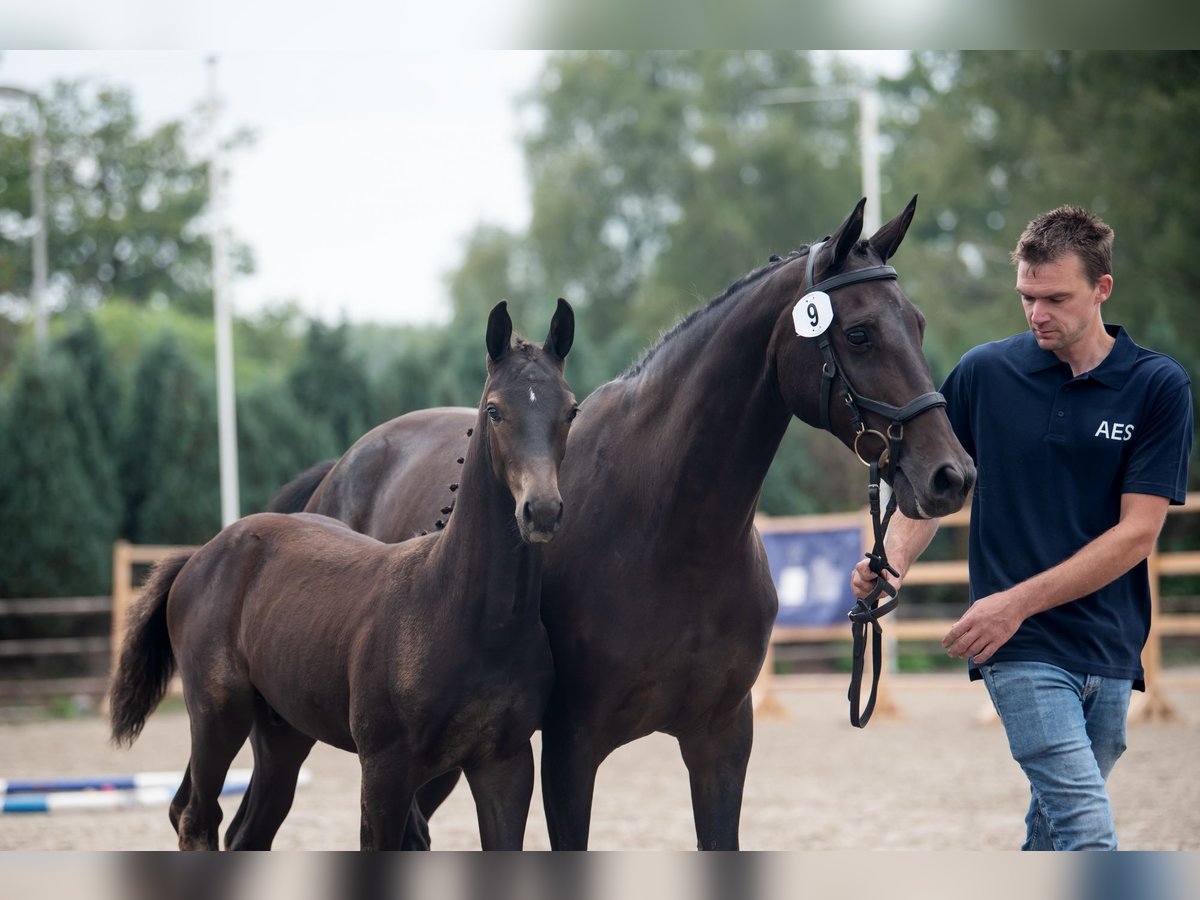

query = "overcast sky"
[1,50,908,326]
[1,50,547,326]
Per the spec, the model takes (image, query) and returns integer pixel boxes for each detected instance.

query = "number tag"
[792,291,834,338]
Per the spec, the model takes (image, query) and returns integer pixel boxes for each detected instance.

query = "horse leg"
[176,686,255,850]
[169,762,192,835]
[676,696,754,850]
[540,718,602,850]
[398,769,462,850]
[224,711,316,849]
[399,800,431,851]
[358,751,417,851]
[464,744,535,850]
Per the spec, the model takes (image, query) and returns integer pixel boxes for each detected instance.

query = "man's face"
[1015,253,1112,354]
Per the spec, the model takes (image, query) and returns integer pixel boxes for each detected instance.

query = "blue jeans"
[979,660,1131,851]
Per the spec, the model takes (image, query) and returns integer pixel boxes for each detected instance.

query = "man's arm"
[943,492,1171,663]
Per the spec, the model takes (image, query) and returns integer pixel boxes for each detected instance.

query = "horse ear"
[826,197,867,270]
[543,298,574,362]
[486,300,513,362]
[868,194,918,262]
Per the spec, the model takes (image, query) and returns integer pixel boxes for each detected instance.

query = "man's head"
[1012,206,1115,359]
[1011,205,1113,285]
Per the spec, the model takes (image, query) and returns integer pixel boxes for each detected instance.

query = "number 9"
[807,302,819,328]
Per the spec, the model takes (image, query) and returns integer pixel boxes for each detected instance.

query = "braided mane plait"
[621,247,808,380]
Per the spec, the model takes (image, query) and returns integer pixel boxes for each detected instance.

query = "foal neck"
[432,403,539,631]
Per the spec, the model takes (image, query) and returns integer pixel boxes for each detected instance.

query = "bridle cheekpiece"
[794,241,947,727]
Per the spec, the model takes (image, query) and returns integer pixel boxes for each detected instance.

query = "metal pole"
[858,87,881,235]
[207,56,240,526]
[755,82,883,234]
[0,86,48,353]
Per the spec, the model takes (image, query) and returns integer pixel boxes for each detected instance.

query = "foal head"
[480,298,577,543]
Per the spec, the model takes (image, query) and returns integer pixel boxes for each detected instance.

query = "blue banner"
[760,526,863,626]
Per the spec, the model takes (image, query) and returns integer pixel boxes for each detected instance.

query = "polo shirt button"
[1057,410,1065,417]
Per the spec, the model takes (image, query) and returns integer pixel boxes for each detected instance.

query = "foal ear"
[868,194,918,262]
[826,197,867,271]
[486,300,513,362]
[543,298,574,362]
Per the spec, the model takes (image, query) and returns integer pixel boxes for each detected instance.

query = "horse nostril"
[555,501,564,524]
[933,463,965,497]
[522,501,534,524]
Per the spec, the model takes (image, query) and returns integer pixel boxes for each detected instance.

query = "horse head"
[770,197,975,519]
[482,298,578,543]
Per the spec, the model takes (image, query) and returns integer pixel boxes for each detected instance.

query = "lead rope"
[847,458,899,728]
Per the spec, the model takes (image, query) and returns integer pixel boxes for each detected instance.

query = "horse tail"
[267,460,336,513]
[108,551,193,747]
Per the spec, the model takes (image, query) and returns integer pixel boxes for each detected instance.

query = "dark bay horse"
[108,300,578,850]
[273,198,975,849]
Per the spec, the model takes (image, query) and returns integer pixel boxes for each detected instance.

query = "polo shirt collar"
[1018,323,1137,388]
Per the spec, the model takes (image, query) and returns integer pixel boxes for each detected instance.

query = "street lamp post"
[0,85,49,352]
[207,56,240,527]
[755,84,882,235]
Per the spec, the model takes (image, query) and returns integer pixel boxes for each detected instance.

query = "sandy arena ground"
[0,676,1197,851]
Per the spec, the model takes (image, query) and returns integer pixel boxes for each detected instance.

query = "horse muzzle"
[518,495,565,543]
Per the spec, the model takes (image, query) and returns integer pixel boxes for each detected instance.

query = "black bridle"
[799,241,947,728]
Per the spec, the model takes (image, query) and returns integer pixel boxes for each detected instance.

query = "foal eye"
[846,328,870,346]
[486,404,502,422]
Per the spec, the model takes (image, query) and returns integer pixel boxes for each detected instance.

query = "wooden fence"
[0,596,112,701]
[753,492,1200,723]
[8,494,1195,710]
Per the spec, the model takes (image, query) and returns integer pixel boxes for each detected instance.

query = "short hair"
[1010,206,1114,285]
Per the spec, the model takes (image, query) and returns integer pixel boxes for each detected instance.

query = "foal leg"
[176,687,255,850]
[224,712,316,849]
[676,696,753,850]
[464,744,535,850]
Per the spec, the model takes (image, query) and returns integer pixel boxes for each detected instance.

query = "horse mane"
[511,337,539,357]
[620,246,810,380]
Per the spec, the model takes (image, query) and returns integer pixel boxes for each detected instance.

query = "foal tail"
[267,459,336,513]
[109,551,193,747]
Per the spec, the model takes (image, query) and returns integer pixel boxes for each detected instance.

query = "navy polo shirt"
[941,324,1193,688]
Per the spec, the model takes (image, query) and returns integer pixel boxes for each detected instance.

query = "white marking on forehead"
[529,387,537,403]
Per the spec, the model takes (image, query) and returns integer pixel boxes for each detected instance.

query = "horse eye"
[846,328,870,346]
[487,404,502,422]
[566,406,579,423]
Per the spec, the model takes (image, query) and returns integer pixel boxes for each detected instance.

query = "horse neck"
[621,267,801,542]
[431,406,540,631]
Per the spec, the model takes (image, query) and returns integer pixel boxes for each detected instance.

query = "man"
[852,206,1193,850]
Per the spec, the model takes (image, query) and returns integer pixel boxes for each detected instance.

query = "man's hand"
[851,556,901,599]
[941,593,1022,663]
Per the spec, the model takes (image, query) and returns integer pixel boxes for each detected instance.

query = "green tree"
[287,320,375,456]
[237,379,337,514]
[889,51,1200,376]
[120,332,220,544]
[0,348,119,597]
[446,51,884,512]
[0,80,253,319]
[521,51,862,342]
[57,315,123,458]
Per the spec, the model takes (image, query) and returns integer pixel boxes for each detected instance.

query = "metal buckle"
[853,428,890,467]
